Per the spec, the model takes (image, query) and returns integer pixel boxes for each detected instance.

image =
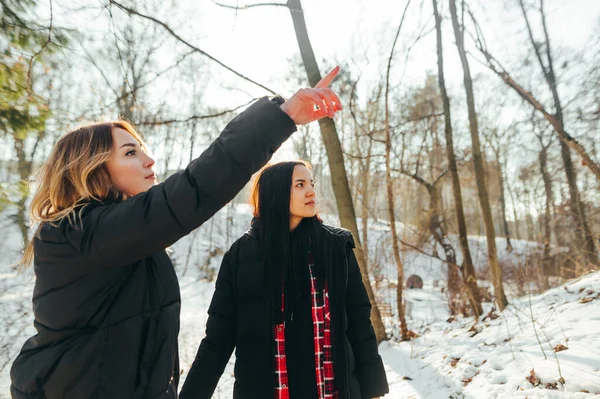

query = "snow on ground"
[381,272,600,398]
[0,203,599,398]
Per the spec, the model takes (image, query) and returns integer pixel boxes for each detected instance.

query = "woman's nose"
[144,153,155,168]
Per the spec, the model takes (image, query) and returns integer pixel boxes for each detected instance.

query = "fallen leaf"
[468,324,482,337]
[450,357,460,367]
[580,297,594,304]
[554,344,568,353]
[526,369,541,387]
[483,307,499,322]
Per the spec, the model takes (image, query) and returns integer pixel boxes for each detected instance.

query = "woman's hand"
[280,66,343,125]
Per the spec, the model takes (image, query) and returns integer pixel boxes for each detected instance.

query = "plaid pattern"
[273,250,338,399]
[274,290,289,399]
[308,250,338,399]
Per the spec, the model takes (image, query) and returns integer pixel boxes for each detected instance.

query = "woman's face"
[289,165,317,222]
[105,127,157,198]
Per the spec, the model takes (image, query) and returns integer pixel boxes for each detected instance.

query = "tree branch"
[135,99,256,126]
[27,0,54,90]
[107,0,277,94]
[212,0,289,9]
[469,10,600,181]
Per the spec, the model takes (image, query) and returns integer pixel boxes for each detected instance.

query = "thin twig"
[212,0,289,9]
[136,99,256,126]
[108,0,277,94]
[27,0,54,90]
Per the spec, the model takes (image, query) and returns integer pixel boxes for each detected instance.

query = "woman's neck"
[290,216,302,232]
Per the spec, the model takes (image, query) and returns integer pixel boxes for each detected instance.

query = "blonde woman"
[10,67,342,399]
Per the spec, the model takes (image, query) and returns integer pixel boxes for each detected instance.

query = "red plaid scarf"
[274,250,338,399]
[274,289,289,399]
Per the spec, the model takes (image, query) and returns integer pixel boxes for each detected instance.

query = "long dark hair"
[249,160,321,323]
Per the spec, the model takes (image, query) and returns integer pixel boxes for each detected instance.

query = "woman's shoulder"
[319,223,356,248]
[225,231,260,261]
[34,201,118,255]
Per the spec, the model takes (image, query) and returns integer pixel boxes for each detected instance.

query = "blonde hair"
[20,121,146,268]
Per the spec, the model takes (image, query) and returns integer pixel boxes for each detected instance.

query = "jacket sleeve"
[345,245,389,398]
[179,248,237,399]
[70,97,296,266]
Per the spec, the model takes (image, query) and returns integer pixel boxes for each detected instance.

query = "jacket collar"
[246,217,355,248]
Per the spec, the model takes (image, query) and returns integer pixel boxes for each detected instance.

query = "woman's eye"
[297,183,303,188]
[126,150,136,156]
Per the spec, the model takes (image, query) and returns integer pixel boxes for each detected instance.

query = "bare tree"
[482,126,514,252]
[393,77,464,314]
[432,0,482,317]
[348,80,384,270]
[286,0,387,342]
[533,120,553,290]
[518,0,598,268]
[470,0,599,268]
[384,0,412,339]
[449,0,508,311]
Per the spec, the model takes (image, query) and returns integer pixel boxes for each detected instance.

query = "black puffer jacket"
[10,97,296,399]
[179,222,389,399]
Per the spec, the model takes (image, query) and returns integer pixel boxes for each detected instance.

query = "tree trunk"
[385,143,409,339]
[449,0,508,311]
[429,184,461,314]
[505,172,522,240]
[360,138,374,268]
[538,147,552,290]
[433,0,482,317]
[287,0,387,343]
[497,160,513,251]
[383,0,412,339]
[559,140,598,270]
[14,138,32,250]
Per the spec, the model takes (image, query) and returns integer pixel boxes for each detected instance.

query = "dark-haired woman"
[180,161,389,399]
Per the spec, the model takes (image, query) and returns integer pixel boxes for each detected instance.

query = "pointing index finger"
[314,66,340,88]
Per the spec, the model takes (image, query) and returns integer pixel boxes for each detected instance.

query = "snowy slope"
[0,204,599,398]
[381,272,600,398]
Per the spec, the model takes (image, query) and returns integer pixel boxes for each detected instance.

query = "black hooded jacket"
[10,97,297,399]
[179,220,389,399]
